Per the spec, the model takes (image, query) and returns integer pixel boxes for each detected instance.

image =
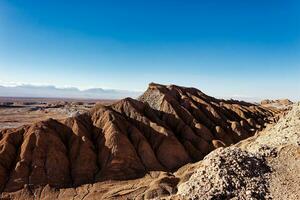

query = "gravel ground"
[177,147,272,200]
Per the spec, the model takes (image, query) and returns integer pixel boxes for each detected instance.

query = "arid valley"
[1,1,299,199]
[0,97,115,130]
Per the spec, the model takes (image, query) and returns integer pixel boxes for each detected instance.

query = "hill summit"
[0,83,277,196]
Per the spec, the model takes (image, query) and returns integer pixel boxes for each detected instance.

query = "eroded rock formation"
[0,83,277,198]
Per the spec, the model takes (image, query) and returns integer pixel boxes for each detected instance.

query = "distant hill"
[0,85,141,99]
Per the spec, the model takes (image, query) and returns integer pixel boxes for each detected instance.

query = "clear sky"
[0,0,299,100]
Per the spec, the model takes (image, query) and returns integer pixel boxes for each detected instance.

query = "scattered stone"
[178,147,272,200]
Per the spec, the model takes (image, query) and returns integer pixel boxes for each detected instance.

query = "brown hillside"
[0,83,277,197]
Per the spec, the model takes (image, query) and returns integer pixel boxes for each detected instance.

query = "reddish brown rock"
[0,83,277,198]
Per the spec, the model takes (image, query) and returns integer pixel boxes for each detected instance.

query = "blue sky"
[0,0,299,100]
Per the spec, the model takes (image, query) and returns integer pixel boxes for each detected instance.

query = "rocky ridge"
[0,83,277,199]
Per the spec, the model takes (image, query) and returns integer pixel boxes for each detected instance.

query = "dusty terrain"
[0,97,116,129]
[1,83,297,200]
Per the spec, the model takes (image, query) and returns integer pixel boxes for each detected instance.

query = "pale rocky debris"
[177,147,272,200]
[177,102,300,200]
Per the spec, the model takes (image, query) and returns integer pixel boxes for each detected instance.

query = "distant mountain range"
[0,85,141,99]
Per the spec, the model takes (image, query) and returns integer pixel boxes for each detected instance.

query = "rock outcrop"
[176,102,300,200]
[0,83,277,198]
[261,99,293,106]
[177,147,272,199]
[260,99,294,112]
